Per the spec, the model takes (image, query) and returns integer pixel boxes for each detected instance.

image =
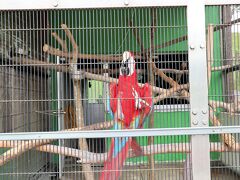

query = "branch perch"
[61,24,94,180]
[43,44,148,61]
[206,24,237,150]
[0,140,51,166]
[209,107,238,149]
[141,17,240,55]
[1,142,240,164]
[0,121,114,166]
[207,24,214,85]
[11,56,239,106]
[52,32,68,52]
[209,100,240,113]
[10,56,188,98]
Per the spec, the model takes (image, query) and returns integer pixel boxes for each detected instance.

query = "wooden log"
[0,141,19,148]
[51,32,68,52]
[159,68,188,74]
[0,140,50,166]
[67,120,114,131]
[153,84,189,103]
[61,24,78,55]
[9,56,190,100]
[36,142,240,163]
[137,35,187,55]
[152,63,176,87]
[73,80,94,180]
[43,44,146,61]
[64,105,77,129]
[211,63,240,73]
[206,24,237,150]
[10,56,189,96]
[0,121,114,147]
[0,113,239,166]
[176,62,188,83]
[208,100,240,113]
[62,23,94,180]
[11,56,189,75]
[214,17,240,31]
[1,142,240,164]
[0,121,114,166]
[141,18,240,55]
[209,107,238,149]
[13,55,240,75]
[8,57,190,103]
[207,24,214,85]
[151,60,190,101]
[10,57,69,73]
[83,71,172,95]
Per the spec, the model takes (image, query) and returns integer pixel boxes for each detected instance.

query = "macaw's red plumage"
[100,51,152,180]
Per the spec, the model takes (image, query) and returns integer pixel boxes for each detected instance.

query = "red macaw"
[100,51,152,180]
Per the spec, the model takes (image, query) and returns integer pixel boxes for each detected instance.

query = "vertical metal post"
[103,63,109,113]
[57,56,64,179]
[187,1,211,180]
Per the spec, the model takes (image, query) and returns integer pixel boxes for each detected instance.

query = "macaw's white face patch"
[120,51,135,76]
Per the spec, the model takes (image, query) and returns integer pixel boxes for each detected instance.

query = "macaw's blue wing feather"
[112,116,142,160]
[113,137,129,157]
[107,94,114,120]
[130,116,140,129]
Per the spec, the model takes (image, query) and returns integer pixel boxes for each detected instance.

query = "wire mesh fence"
[206,5,240,180]
[0,3,239,180]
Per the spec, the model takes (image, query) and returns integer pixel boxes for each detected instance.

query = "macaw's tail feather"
[99,137,131,180]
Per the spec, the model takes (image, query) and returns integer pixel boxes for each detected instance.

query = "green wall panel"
[48,7,187,54]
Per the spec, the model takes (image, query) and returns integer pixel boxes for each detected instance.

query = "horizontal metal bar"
[0,0,239,10]
[0,0,188,10]
[154,104,190,112]
[0,126,239,141]
[224,64,240,73]
[205,0,240,5]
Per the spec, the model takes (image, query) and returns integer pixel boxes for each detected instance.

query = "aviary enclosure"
[0,1,240,180]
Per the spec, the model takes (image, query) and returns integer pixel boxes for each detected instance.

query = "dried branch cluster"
[1,17,240,171]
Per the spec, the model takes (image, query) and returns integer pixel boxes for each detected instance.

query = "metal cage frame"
[0,0,240,180]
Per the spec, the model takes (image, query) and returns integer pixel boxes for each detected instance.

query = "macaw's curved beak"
[120,61,130,76]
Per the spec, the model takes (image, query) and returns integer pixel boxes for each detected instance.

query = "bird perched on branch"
[100,51,153,180]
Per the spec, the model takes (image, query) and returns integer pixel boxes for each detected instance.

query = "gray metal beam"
[0,126,239,140]
[187,0,211,179]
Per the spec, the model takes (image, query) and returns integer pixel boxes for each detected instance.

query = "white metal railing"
[0,0,239,10]
[0,126,239,140]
